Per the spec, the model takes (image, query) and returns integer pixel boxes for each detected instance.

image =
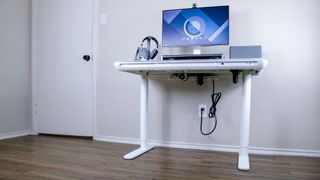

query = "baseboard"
[0,130,32,140]
[249,147,320,157]
[94,135,320,158]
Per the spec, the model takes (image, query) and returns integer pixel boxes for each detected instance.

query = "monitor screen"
[162,6,229,47]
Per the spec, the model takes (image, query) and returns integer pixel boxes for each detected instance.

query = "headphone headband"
[141,36,159,48]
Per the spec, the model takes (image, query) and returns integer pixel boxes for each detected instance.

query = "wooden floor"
[0,135,319,180]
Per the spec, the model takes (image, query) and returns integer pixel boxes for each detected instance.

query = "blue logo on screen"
[162,6,229,46]
[184,16,206,37]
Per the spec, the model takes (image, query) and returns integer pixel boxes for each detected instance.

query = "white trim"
[0,130,32,140]
[31,0,38,135]
[31,0,99,136]
[94,135,139,145]
[249,147,320,157]
[94,135,320,158]
[92,0,99,138]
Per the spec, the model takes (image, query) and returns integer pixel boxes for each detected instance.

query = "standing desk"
[114,58,268,170]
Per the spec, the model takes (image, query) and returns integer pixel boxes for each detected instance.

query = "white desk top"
[114,58,268,75]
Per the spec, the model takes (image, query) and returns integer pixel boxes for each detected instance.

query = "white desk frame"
[114,59,268,170]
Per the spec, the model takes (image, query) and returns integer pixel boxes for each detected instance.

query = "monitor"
[162,6,229,47]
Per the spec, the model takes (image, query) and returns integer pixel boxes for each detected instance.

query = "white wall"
[98,0,320,152]
[0,0,31,135]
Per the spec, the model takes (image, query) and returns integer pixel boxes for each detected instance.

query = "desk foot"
[238,154,250,171]
[123,146,155,160]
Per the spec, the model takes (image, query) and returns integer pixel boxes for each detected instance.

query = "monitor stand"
[192,46,224,59]
[193,46,201,55]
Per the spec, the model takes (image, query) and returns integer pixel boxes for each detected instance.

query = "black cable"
[200,80,222,135]
[178,73,189,81]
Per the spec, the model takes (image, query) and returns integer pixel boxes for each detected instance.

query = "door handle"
[83,55,91,61]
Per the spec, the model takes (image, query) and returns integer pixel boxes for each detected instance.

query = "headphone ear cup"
[140,48,150,59]
[150,49,158,59]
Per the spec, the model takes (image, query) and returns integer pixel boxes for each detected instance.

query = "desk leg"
[238,71,252,170]
[124,75,154,160]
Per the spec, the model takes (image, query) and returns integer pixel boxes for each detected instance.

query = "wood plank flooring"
[0,135,319,180]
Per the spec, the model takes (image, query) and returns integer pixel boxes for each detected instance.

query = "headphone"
[135,36,159,60]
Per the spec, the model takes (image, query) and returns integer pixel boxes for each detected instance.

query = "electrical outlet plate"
[100,14,107,25]
[198,104,208,118]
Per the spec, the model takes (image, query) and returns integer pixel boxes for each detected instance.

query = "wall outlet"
[100,14,107,25]
[198,104,208,118]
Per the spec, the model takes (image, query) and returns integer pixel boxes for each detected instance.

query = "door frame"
[31,0,99,138]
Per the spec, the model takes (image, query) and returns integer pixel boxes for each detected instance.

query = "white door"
[36,0,93,136]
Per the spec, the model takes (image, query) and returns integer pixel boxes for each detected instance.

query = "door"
[36,0,93,136]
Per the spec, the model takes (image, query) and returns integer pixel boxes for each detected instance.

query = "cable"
[200,80,222,135]
[178,73,189,81]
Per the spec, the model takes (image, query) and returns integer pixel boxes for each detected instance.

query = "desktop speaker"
[229,45,262,58]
